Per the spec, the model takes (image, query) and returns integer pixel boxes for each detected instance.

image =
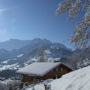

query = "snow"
[0,64,18,71]
[1,79,15,85]
[1,59,10,64]
[48,58,61,62]
[17,62,60,76]
[51,66,90,90]
[25,65,90,90]
[17,54,24,58]
[25,84,44,90]
[2,61,8,64]
[44,50,51,54]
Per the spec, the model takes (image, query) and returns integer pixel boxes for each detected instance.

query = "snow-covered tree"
[56,0,90,48]
[36,47,48,62]
[0,83,9,90]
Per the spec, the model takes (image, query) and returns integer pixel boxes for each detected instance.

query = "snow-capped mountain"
[0,39,30,51]
[0,38,73,71]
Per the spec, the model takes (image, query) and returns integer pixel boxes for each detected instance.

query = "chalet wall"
[41,64,72,80]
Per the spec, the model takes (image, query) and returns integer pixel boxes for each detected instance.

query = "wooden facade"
[21,64,72,83]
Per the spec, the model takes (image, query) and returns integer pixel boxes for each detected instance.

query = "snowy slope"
[25,65,90,90]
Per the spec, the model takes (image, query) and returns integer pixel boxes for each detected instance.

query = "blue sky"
[0,0,80,48]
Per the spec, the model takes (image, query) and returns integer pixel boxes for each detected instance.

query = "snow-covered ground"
[17,54,24,58]
[24,65,90,90]
[0,79,21,90]
[44,50,51,54]
[0,64,19,71]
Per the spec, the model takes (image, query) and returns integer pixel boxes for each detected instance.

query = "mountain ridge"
[0,38,73,70]
[0,39,31,51]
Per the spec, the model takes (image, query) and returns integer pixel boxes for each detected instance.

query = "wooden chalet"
[17,62,72,83]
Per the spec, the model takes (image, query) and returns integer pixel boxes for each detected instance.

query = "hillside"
[24,65,90,90]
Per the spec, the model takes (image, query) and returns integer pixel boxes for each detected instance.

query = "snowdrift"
[26,65,90,90]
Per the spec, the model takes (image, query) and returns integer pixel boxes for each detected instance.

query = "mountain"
[0,49,11,61]
[0,38,52,61]
[0,38,73,71]
[0,39,30,51]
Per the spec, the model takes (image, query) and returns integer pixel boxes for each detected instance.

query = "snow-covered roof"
[17,62,61,76]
